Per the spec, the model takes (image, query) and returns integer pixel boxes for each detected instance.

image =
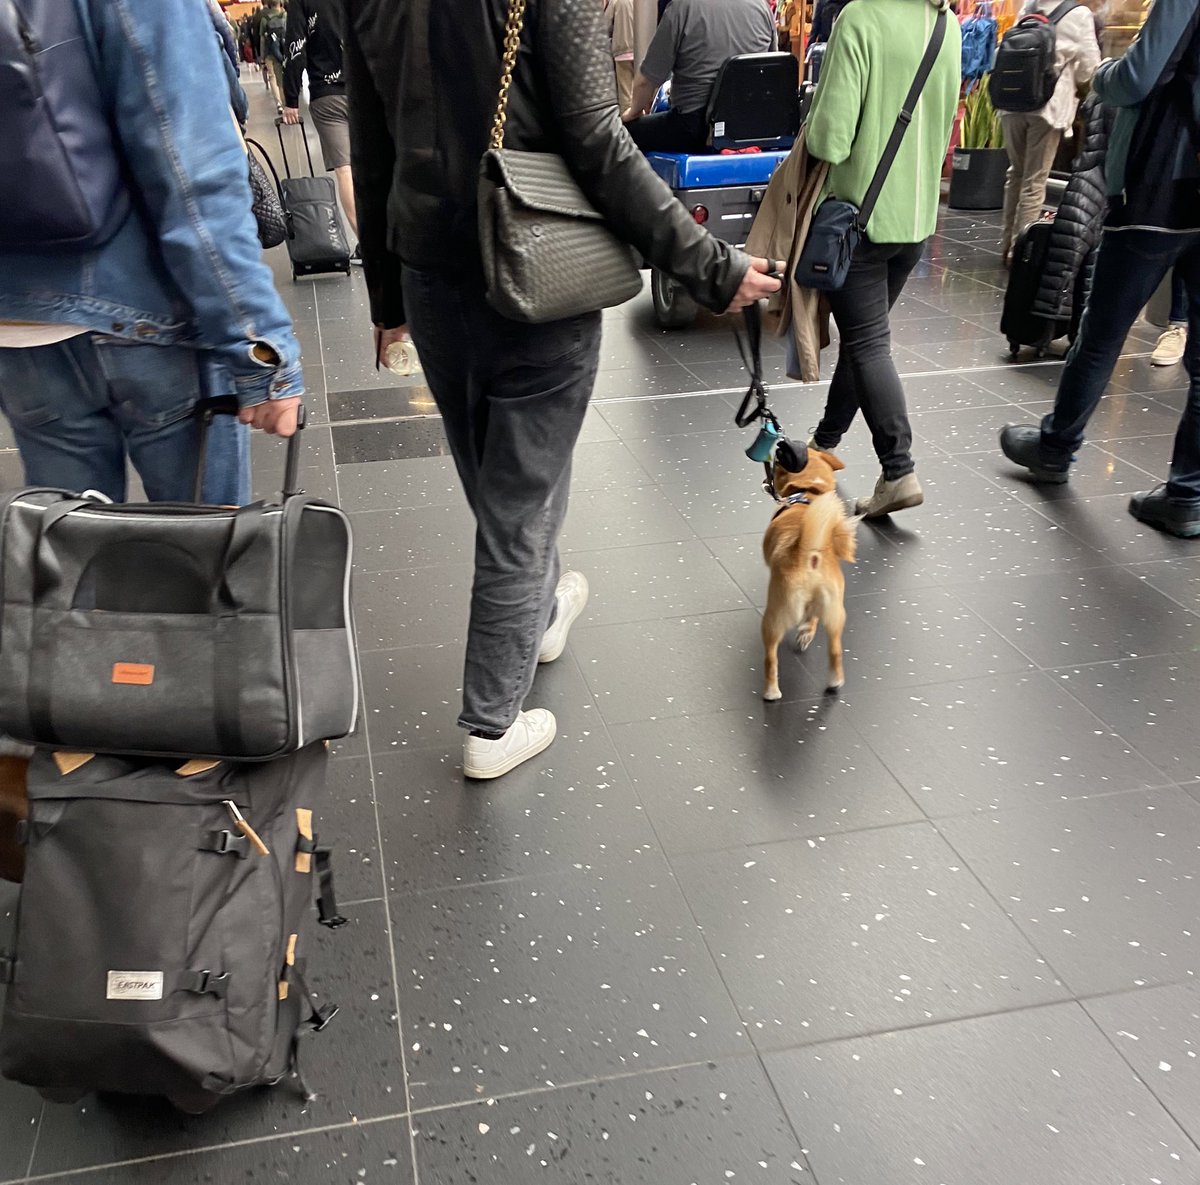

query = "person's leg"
[1013,118,1061,246]
[461,307,601,734]
[625,108,707,153]
[1002,229,1182,479]
[1043,231,1178,460]
[0,336,127,499]
[1163,239,1200,508]
[402,267,484,512]
[1000,113,1030,258]
[334,166,358,238]
[94,340,219,503]
[814,241,916,452]
[310,95,359,238]
[615,59,635,113]
[1153,269,1189,366]
[824,240,918,480]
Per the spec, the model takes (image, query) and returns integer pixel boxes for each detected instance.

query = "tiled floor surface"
[1,88,1199,1185]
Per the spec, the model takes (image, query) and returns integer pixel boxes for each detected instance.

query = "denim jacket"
[0,0,302,407]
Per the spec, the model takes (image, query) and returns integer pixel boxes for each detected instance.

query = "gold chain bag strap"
[477,0,643,324]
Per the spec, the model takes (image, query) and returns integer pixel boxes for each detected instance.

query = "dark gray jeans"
[402,267,602,733]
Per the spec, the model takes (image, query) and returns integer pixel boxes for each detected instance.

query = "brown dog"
[0,755,28,883]
[761,444,857,700]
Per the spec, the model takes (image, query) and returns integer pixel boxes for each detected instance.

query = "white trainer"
[537,571,589,664]
[463,709,557,780]
[1152,325,1187,367]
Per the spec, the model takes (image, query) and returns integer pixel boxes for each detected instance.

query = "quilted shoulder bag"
[246,137,288,250]
[478,0,642,323]
[795,10,947,291]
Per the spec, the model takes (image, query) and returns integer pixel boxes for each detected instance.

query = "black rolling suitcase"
[1001,216,1071,358]
[0,743,346,1112]
[275,119,350,281]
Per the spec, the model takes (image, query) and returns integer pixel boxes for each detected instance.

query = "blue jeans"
[1170,270,1188,325]
[1041,228,1200,505]
[0,335,249,504]
[402,267,601,734]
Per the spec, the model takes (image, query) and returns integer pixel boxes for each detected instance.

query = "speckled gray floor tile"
[412,1059,810,1185]
[939,788,1200,995]
[676,822,1067,1050]
[391,856,749,1108]
[764,1004,1200,1185]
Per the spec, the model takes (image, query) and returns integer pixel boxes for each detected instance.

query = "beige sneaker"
[463,709,557,780]
[855,473,924,519]
[1152,325,1187,367]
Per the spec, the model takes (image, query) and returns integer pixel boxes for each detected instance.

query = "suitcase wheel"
[1008,342,1019,360]
[38,1087,87,1104]
[167,1088,223,1115]
[1035,346,1048,360]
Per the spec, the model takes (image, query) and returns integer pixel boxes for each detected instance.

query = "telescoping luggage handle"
[274,116,317,180]
[193,395,307,504]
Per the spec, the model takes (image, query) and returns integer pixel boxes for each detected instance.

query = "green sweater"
[806,0,961,244]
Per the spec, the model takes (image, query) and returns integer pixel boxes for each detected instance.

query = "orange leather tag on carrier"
[112,663,155,686]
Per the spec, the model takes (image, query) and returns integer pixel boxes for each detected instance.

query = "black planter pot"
[948,146,1008,211]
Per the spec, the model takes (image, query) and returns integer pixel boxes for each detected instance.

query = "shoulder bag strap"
[1046,1,1080,24]
[490,0,528,152]
[858,9,948,228]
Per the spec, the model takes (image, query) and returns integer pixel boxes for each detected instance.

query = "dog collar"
[770,492,814,518]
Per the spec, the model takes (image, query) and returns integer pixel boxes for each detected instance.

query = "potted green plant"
[948,80,1008,210]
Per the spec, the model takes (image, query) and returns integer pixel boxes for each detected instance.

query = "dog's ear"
[813,448,845,472]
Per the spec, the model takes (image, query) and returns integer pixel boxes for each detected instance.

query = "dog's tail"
[784,497,858,571]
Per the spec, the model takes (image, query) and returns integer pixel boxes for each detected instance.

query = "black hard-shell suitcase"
[1000,216,1090,359]
[275,119,351,281]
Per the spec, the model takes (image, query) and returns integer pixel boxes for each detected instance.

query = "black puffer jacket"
[1032,94,1115,324]
[340,0,748,328]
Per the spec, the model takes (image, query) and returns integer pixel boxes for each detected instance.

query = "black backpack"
[0,0,128,250]
[989,1,1079,113]
[0,744,345,1113]
[262,8,287,61]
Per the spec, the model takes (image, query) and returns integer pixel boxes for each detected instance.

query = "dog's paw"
[762,687,783,702]
[824,680,844,696]
[794,627,817,652]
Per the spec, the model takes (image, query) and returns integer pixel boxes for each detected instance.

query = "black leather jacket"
[340,0,747,327]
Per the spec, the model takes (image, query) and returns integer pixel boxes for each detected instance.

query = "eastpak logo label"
[106,971,164,1001]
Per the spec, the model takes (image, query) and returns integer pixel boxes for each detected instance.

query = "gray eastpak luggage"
[0,400,359,761]
[0,742,344,1112]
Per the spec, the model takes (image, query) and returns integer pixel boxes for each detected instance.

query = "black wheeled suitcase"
[1001,216,1071,358]
[0,743,346,1112]
[275,119,351,281]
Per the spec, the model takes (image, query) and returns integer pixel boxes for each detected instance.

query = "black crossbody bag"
[795,10,947,291]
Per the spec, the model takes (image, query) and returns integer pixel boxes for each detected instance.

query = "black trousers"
[814,237,926,480]
[625,107,708,154]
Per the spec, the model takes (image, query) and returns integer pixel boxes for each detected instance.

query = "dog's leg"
[794,616,818,652]
[761,604,787,702]
[824,599,847,694]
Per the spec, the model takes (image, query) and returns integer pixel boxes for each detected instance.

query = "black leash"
[733,303,783,500]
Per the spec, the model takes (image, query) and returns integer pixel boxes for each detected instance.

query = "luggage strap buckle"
[183,969,231,999]
[201,830,249,858]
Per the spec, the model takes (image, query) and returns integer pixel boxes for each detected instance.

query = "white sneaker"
[1152,325,1187,367]
[537,571,589,664]
[463,709,557,780]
